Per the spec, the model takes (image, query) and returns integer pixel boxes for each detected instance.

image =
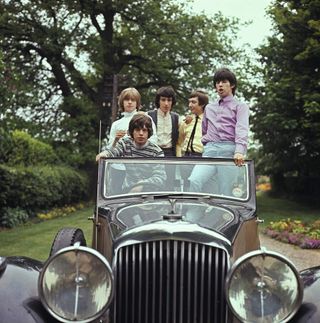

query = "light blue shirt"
[202,95,249,154]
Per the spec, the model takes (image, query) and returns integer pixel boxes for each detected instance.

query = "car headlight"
[38,245,113,323]
[226,249,303,323]
[0,256,6,274]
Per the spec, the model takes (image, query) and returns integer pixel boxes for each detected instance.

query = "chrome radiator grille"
[112,240,229,323]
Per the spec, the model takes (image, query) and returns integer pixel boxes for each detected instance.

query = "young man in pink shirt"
[188,68,249,196]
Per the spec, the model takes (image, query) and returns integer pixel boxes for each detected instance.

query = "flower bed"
[264,218,320,249]
[37,202,86,220]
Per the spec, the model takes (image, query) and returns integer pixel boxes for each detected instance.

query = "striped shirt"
[103,137,166,191]
[107,110,158,148]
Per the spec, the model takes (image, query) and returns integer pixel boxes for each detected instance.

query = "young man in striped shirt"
[96,113,166,193]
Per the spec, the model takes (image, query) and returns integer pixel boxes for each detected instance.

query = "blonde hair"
[118,87,141,111]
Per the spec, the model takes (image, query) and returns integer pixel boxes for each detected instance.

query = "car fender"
[0,256,59,323]
[290,266,320,322]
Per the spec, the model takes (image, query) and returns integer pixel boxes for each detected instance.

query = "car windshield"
[102,158,249,201]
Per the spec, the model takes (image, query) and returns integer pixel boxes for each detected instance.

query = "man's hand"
[112,130,127,147]
[184,115,193,125]
[234,153,244,166]
[115,130,127,140]
[96,151,109,162]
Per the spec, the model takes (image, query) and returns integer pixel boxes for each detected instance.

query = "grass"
[1,194,319,261]
[256,191,320,228]
[0,205,94,261]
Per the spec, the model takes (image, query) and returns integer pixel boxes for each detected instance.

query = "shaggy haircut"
[154,86,176,108]
[128,113,153,138]
[213,68,237,95]
[118,87,141,111]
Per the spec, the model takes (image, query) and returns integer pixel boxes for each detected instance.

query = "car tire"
[49,227,87,256]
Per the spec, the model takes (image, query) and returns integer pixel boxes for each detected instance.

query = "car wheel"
[49,227,87,256]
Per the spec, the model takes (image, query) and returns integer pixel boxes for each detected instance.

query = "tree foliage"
[0,0,249,167]
[252,0,320,185]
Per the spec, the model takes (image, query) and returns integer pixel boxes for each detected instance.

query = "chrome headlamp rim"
[0,256,7,273]
[226,248,303,323]
[38,245,114,323]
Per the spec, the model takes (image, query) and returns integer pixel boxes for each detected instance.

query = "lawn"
[0,205,95,261]
[257,192,320,228]
[0,194,319,261]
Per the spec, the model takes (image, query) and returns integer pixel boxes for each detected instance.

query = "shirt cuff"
[235,143,246,155]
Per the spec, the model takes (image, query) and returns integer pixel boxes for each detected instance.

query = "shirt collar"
[122,110,137,117]
[219,95,234,105]
[158,109,170,117]
[133,141,149,149]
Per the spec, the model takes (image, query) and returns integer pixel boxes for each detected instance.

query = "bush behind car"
[0,130,89,228]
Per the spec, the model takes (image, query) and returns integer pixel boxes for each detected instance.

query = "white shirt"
[156,109,172,148]
[107,110,158,148]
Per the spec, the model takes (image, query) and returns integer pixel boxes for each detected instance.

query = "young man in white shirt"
[107,87,157,148]
[148,86,180,189]
[148,86,179,157]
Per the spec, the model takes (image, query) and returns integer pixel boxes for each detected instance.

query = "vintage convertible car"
[1,157,320,323]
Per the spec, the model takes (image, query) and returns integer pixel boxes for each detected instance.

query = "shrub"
[0,128,13,163]
[0,130,91,228]
[7,130,58,166]
[0,207,29,228]
[0,164,89,212]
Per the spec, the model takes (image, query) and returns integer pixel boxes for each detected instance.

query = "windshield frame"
[97,157,255,205]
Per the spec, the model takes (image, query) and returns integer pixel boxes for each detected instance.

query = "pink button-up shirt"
[202,95,249,154]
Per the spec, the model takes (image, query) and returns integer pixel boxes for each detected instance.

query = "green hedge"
[0,128,13,163]
[7,130,58,166]
[0,207,29,229]
[0,130,91,228]
[0,165,89,224]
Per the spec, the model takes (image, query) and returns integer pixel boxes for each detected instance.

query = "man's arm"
[136,163,167,190]
[96,139,126,161]
[234,102,249,166]
[176,120,188,157]
[148,114,158,144]
[202,108,208,136]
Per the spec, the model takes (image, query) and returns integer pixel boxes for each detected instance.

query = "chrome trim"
[38,246,114,323]
[102,158,250,202]
[115,221,232,253]
[113,239,230,323]
[226,249,304,323]
[0,256,7,273]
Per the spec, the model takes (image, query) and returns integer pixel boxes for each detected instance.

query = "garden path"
[259,233,320,271]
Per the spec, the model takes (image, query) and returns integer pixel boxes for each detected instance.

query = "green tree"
[0,0,249,167]
[252,0,320,194]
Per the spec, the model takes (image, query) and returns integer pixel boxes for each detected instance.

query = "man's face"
[123,97,137,112]
[133,126,149,145]
[188,97,203,116]
[215,79,234,98]
[159,96,173,113]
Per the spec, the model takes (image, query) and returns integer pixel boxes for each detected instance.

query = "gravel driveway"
[259,233,320,271]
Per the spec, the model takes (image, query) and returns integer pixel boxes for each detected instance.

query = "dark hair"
[155,86,176,108]
[189,90,209,109]
[213,68,237,95]
[128,112,153,138]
